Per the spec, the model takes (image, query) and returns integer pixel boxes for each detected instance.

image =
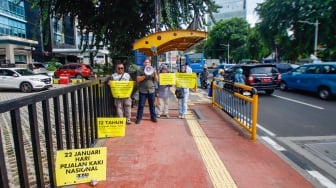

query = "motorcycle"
[200,72,209,89]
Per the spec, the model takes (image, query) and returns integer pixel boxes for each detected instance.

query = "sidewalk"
[76,89,315,188]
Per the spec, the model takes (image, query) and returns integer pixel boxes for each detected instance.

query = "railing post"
[251,90,259,141]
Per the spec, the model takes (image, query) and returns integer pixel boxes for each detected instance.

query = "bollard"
[59,74,70,84]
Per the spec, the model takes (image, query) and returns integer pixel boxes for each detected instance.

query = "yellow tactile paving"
[185,110,237,188]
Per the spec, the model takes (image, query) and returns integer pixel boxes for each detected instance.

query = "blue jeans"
[137,92,156,120]
[178,92,189,115]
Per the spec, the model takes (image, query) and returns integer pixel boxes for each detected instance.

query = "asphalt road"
[258,90,336,137]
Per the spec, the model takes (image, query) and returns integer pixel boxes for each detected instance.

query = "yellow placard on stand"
[175,73,197,88]
[55,147,107,186]
[97,117,126,138]
[109,81,134,98]
[159,73,176,85]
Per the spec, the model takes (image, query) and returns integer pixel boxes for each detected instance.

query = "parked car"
[54,63,93,79]
[279,63,336,99]
[27,62,48,75]
[0,68,53,92]
[225,64,280,94]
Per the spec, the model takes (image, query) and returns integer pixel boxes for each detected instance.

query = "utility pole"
[220,43,230,63]
[298,20,319,57]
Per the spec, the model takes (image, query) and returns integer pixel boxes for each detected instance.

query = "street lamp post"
[220,43,230,63]
[298,20,319,57]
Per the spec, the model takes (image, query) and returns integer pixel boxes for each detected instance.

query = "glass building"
[207,0,246,30]
[0,0,37,66]
[0,0,80,66]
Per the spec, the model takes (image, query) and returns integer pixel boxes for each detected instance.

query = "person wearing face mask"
[108,62,132,124]
[135,58,159,124]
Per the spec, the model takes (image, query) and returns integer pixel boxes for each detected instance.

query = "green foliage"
[30,0,219,60]
[204,18,253,62]
[256,0,336,61]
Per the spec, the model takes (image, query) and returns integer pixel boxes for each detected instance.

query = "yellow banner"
[110,81,134,98]
[55,147,107,186]
[159,73,175,85]
[97,117,126,138]
[175,73,197,88]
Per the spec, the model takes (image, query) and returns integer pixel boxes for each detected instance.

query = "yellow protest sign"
[159,73,175,85]
[109,81,134,98]
[175,73,197,88]
[97,117,126,138]
[55,147,107,186]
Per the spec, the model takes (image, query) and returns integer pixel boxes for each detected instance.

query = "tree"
[29,0,219,61]
[256,0,336,62]
[204,18,250,63]
[245,28,270,61]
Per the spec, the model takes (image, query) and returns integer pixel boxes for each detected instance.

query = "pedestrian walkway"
[75,89,315,188]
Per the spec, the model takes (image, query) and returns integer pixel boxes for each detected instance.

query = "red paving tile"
[195,103,314,188]
[76,94,314,188]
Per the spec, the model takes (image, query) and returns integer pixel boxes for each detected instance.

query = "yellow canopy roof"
[133,30,207,56]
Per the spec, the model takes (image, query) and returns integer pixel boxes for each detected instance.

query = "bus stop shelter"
[133,30,207,57]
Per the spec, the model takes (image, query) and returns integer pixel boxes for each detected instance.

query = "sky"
[246,0,265,26]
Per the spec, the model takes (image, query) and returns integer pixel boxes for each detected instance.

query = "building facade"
[0,0,89,67]
[0,0,37,66]
[207,0,246,29]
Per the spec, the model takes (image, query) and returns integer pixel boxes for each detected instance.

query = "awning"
[133,30,207,56]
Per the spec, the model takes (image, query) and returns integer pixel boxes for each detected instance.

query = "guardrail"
[0,78,114,187]
[211,78,259,141]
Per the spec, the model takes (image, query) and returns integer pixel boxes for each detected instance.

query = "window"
[306,65,321,74]
[0,69,14,76]
[14,55,26,64]
[292,66,307,75]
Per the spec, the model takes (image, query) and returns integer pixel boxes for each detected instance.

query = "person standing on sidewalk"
[156,66,171,118]
[177,64,192,119]
[108,62,132,124]
[135,58,159,124]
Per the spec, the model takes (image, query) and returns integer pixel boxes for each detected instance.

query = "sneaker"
[157,114,161,118]
[178,115,182,119]
[165,114,170,118]
[135,119,141,124]
[151,118,158,123]
[181,115,185,119]
[126,119,131,124]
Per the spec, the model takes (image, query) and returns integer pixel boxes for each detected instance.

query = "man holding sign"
[108,62,132,124]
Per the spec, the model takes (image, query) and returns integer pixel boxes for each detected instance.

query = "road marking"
[186,111,237,188]
[258,124,276,137]
[261,136,286,151]
[273,94,324,110]
[307,170,336,188]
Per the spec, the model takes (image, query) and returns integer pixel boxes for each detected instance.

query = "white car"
[0,68,53,92]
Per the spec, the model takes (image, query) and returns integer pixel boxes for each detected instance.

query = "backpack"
[175,88,184,99]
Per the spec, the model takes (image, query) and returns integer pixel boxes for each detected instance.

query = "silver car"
[0,68,53,92]
[27,62,48,75]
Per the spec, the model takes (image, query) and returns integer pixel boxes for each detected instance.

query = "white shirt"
[111,72,131,81]
[186,65,192,73]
